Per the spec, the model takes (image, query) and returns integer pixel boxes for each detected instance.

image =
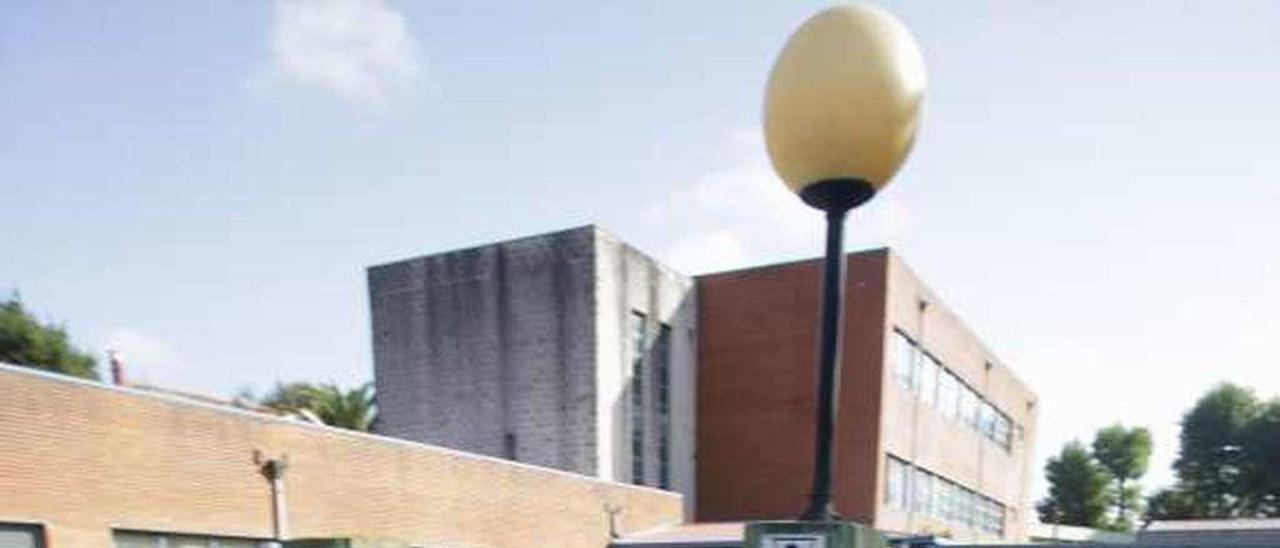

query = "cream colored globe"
[764,3,926,194]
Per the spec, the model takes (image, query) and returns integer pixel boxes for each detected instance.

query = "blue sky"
[3,0,1280,500]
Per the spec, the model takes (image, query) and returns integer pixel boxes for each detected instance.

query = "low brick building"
[0,363,682,548]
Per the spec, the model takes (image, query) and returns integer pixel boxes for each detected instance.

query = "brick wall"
[0,364,682,548]
[695,251,889,522]
[694,248,1036,542]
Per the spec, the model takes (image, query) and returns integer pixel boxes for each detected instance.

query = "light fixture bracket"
[799,178,876,213]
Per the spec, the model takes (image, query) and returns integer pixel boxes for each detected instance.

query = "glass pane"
[944,480,958,522]
[0,526,39,548]
[995,414,1011,449]
[214,540,261,548]
[655,324,672,490]
[919,355,939,406]
[911,469,932,515]
[930,478,946,519]
[113,532,158,548]
[168,536,211,548]
[979,402,998,439]
[885,457,903,509]
[630,311,647,484]
[937,371,958,418]
[893,332,915,390]
[959,387,978,429]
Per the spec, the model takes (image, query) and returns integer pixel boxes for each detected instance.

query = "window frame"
[880,456,1005,535]
[628,311,648,486]
[891,330,917,391]
[111,530,274,548]
[0,522,47,548]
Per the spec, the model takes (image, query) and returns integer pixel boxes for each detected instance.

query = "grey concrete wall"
[368,227,598,475]
[369,226,697,516]
[594,229,697,517]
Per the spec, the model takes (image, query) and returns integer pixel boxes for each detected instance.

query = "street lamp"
[765,1,925,527]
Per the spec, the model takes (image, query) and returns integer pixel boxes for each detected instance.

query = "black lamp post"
[763,4,927,524]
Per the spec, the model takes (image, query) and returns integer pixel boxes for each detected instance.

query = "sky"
[3,0,1280,503]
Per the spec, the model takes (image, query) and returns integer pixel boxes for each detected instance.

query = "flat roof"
[613,522,744,547]
[1146,518,1280,532]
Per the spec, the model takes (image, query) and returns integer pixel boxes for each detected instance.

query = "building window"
[959,385,979,430]
[911,467,934,515]
[937,370,959,419]
[0,523,45,548]
[978,401,997,439]
[892,330,916,391]
[994,413,1012,450]
[629,311,647,485]
[882,455,1006,536]
[919,354,940,406]
[654,323,672,490]
[113,531,271,548]
[937,478,958,523]
[885,455,910,510]
[889,327,1013,453]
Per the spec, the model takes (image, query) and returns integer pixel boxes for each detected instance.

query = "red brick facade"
[695,249,1037,542]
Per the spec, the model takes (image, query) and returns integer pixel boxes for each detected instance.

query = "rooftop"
[1145,518,1280,532]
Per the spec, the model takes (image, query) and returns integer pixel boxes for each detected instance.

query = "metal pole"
[263,458,289,541]
[800,205,849,521]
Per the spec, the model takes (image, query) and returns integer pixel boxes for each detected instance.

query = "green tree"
[262,381,376,432]
[1092,424,1153,528]
[1171,383,1258,518]
[1242,399,1280,516]
[0,297,99,380]
[1038,441,1112,527]
[1146,383,1280,521]
[1146,486,1201,520]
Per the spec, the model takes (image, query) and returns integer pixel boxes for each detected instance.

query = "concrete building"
[369,228,1038,543]
[0,362,682,548]
[368,226,698,512]
[697,249,1037,542]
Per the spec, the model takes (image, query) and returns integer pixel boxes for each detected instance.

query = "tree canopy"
[0,297,98,380]
[1038,441,1112,528]
[1092,424,1152,527]
[261,381,376,432]
[1146,383,1280,520]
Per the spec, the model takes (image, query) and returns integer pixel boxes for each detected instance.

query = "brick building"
[371,228,1037,542]
[697,249,1037,542]
[0,363,682,548]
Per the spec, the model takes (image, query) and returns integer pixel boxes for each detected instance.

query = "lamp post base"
[743,521,888,548]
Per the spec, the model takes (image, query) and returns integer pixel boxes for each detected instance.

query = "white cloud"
[666,229,750,276]
[264,0,420,103]
[649,130,914,274]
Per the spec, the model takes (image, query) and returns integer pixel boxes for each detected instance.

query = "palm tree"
[262,381,376,432]
[316,382,376,431]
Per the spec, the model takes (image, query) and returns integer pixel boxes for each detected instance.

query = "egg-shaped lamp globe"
[764,3,926,211]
